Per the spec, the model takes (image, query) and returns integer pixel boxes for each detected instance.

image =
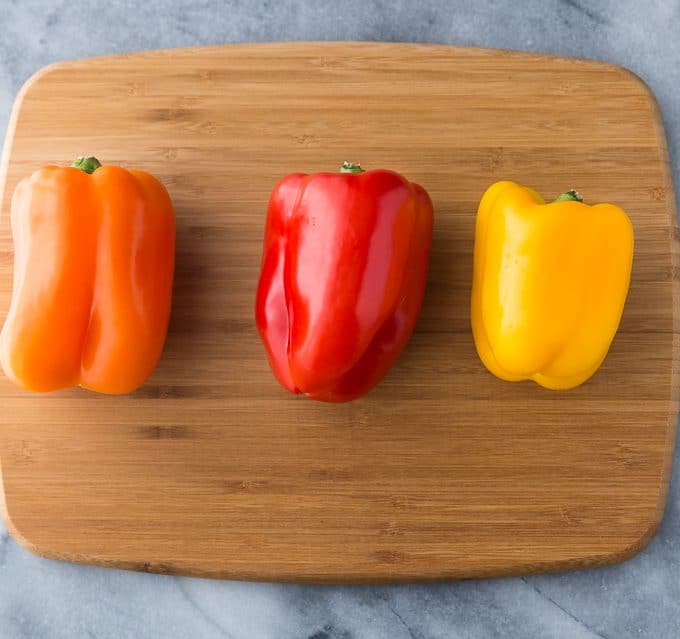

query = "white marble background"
[0,1,679,637]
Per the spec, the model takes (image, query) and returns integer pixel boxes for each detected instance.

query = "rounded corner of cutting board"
[0,60,72,198]
[599,62,661,106]
[574,532,660,580]
[0,470,49,562]
[4,58,76,133]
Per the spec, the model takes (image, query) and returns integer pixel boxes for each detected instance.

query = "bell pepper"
[471,180,634,390]
[255,162,433,402]
[0,156,175,394]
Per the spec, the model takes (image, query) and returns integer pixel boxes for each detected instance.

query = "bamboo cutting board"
[0,43,677,582]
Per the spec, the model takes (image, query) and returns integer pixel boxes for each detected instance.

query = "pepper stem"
[553,189,583,203]
[72,156,102,174]
[340,161,365,174]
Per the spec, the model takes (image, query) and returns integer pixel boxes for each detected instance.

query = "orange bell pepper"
[0,157,175,394]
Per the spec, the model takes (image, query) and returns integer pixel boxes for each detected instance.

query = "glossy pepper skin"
[471,180,634,390]
[255,163,433,402]
[0,157,175,394]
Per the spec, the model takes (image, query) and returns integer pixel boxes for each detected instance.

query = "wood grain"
[0,42,677,582]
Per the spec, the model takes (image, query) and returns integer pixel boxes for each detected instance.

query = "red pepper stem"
[553,189,583,203]
[339,162,365,174]
[72,156,102,174]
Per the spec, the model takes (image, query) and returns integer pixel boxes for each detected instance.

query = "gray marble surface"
[0,1,679,637]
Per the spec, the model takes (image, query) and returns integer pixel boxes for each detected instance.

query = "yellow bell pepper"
[471,181,634,390]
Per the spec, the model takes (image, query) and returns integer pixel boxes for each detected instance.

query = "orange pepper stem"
[339,162,365,174]
[72,156,102,174]
[553,189,583,203]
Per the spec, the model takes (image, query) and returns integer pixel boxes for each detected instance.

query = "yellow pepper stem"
[553,189,583,203]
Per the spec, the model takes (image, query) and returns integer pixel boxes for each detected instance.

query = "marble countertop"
[1,1,678,637]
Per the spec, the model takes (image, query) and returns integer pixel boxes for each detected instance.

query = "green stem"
[553,189,583,203]
[72,156,102,174]
[339,161,365,174]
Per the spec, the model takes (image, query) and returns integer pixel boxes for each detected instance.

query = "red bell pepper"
[255,162,433,402]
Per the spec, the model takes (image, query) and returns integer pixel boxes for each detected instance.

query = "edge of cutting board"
[0,42,678,581]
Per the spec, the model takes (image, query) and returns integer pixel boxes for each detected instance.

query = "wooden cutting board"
[0,43,677,582]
